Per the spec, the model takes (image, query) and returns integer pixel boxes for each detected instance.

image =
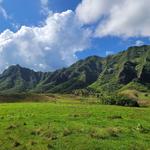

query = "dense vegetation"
[101,94,139,107]
[0,45,149,95]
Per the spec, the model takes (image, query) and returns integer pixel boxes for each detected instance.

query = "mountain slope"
[33,56,103,93]
[0,65,48,93]
[0,45,149,94]
[0,56,103,93]
[90,45,150,93]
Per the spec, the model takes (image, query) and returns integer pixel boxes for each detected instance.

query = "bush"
[101,94,139,107]
[73,88,94,96]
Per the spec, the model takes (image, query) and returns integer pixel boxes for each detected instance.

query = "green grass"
[0,100,150,150]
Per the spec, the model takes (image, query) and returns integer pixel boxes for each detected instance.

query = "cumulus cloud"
[76,0,120,24]
[76,0,150,37]
[0,10,91,72]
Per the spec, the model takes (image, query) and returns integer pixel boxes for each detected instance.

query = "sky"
[0,0,150,72]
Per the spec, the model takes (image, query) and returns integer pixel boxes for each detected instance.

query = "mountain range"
[0,45,149,94]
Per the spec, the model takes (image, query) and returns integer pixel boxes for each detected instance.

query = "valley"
[0,45,149,150]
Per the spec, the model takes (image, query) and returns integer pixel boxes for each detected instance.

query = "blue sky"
[0,0,81,32]
[0,0,150,72]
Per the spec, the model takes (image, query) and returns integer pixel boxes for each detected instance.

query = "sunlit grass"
[0,101,150,150]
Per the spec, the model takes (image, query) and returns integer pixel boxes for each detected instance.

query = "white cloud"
[76,0,150,37]
[76,0,104,24]
[76,0,120,24]
[0,10,91,72]
[135,40,144,46]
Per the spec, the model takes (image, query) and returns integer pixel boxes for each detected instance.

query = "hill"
[0,45,149,94]
[90,45,150,93]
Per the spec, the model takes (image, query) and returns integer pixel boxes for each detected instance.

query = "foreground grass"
[0,101,150,150]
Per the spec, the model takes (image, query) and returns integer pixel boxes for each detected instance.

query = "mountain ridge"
[0,45,149,94]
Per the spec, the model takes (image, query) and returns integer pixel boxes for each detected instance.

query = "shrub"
[101,94,139,107]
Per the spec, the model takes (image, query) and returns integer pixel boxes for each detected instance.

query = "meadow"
[0,96,150,150]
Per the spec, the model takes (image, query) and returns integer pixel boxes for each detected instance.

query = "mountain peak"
[0,45,149,93]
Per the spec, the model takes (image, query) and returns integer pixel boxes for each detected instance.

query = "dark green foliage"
[101,94,139,107]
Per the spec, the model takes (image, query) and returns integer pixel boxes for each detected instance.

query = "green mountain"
[0,56,103,93]
[0,65,47,93]
[33,56,103,93]
[90,45,150,93]
[0,45,149,94]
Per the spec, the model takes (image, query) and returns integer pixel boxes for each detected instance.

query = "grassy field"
[0,98,150,150]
